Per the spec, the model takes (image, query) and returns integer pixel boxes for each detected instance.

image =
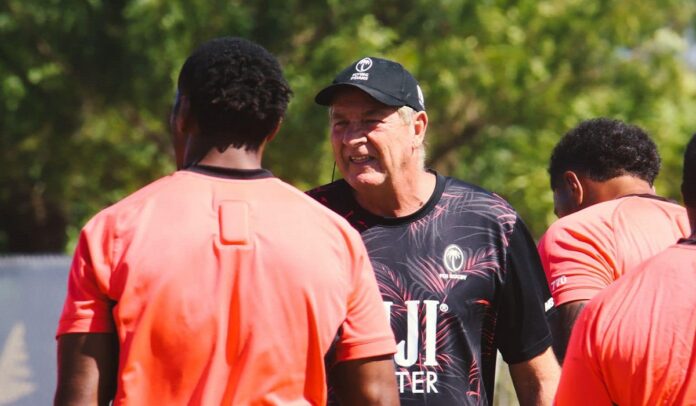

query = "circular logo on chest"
[443,244,464,273]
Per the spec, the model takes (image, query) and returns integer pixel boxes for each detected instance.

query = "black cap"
[315,57,425,111]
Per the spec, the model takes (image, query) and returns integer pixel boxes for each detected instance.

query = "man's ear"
[173,95,193,138]
[265,119,282,143]
[170,94,192,170]
[412,110,428,147]
[563,171,584,207]
[254,119,283,157]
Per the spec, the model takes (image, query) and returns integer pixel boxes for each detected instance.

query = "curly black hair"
[177,37,292,151]
[549,118,660,189]
[682,133,696,206]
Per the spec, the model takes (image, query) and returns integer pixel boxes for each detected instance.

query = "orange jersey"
[555,241,696,405]
[57,167,395,405]
[538,195,689,305]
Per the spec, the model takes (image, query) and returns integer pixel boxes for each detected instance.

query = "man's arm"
[508,347,560,406]
[548,300,587,364]
[55,333,119,406]
[330,355,398,406]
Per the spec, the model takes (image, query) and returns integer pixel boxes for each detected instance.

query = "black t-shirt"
[308,173,553,405]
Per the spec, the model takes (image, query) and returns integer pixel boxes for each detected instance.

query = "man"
[537,118,690,362]
[555,133,696,405]
[54,38,398,405]
[308,56,559,405]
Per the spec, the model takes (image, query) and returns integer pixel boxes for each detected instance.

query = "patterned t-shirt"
[308,173,553,405]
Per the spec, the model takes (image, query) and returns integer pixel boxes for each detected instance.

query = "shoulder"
[436,176,523,241]
[596,196,689,242]
[587,242,695,333]
[305,180,363,223]
[584,242,679,311]
[611,195,688,225]
[83,174,179,232]
[279,179,349,220]
[307,179,351,204]
[442,176,509,201]
[607,243,692,294]
[614,195,685,211]
[539,199,623,245]
[74,174,182,264]
[440,176,517,215]
[273,179,363,243]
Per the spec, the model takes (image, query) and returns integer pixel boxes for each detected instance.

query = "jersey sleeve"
[56,221,116,337]
[334,231,396,362]
[555,301,613,404]
[495,218,554,364]
[537,220,614,306]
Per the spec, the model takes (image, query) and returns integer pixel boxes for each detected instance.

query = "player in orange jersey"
[537,118,689,362]
[54,37,398,405]
[555,133,696,405]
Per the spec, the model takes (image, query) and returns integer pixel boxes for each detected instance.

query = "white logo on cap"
[355,57,373,72]
[417,85,425,109]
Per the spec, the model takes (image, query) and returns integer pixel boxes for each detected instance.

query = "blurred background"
[1,0,695,404]
[2,0,696,253]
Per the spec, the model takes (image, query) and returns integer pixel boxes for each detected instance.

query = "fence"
[0,255,70,405]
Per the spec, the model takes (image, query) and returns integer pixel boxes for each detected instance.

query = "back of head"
[683,133,696,208]
[549,118,660,190]
[177,37,292,151]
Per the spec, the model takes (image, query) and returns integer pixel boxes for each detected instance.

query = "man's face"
[329,87,416,190]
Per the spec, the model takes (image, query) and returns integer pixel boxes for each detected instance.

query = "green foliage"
[1,0,695,251]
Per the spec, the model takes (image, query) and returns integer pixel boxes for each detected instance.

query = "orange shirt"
[555,241,696,405]
[57,167,395,405]
[538,195,689,305]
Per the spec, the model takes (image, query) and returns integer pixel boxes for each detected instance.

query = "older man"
[309,57,559,406]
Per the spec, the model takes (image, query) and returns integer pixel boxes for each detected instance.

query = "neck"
[581,175,655,208]
[190,140,265,170]
[354,169,436,217]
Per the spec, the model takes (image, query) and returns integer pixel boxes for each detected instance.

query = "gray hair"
[396,105,415,125]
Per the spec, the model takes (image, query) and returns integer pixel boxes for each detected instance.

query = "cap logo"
[355,57,373,72]
[349,57,372,81]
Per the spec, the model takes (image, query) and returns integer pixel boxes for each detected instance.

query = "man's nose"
[342,123,368,144]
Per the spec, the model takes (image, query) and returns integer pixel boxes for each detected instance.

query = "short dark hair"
[549,118,660,189]
[177,37,292,151]
[682,133,696,206]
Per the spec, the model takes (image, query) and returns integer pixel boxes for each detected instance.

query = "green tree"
[1,0,695,252]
